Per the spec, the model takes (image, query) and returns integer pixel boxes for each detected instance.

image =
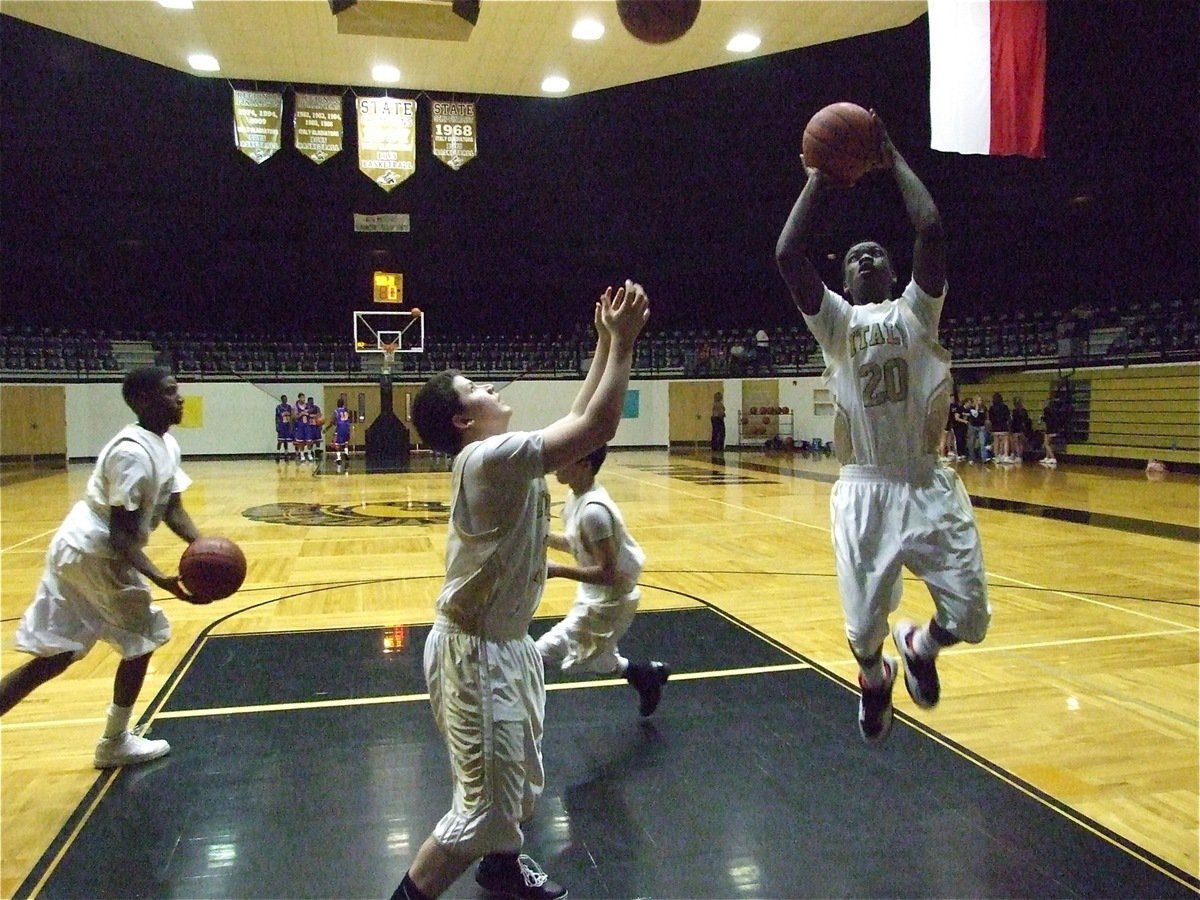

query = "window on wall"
[814,388,834,417]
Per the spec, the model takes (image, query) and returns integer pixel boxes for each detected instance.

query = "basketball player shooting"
[774,110,991,743]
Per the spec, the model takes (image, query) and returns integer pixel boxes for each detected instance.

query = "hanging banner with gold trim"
[232,89,283,164]
[294,93,343,164]
[357,96,416,192]
[431,100,477,171]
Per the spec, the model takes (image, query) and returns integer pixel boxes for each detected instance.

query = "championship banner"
[430,100,477,170]
[294,93,343,164]
[357,96,416,191]
[232,89,283,164]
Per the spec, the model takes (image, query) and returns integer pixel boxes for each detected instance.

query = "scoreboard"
[373,271,402,304]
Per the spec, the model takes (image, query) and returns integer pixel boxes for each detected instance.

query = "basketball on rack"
[179,536,247,603]
[617,0,701,44]
[802,102,881,187]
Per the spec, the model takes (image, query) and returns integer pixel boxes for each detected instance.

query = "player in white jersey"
[537,444,669,717]
[391,283,649,900]
[0,367,202,767]
[775,114,990,743]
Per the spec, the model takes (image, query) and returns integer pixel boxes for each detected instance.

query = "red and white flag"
[928,0,1046,158]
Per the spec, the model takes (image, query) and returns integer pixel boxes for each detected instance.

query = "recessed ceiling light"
[727,33,761,53]
[541,75,569,94]
[372,64,401,82]
[572,19,604,40]
[157,0,194,8]
[187,53,219,72]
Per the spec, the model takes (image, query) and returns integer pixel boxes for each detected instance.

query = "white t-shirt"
[58,424,191,557]
[562,483,645,602]
[435,431,551,641]
[803,280,952,468]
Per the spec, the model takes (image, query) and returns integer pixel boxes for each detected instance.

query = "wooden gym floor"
[1,449,1196,898]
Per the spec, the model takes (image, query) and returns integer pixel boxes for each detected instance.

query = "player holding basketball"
[329,395,353,466]
[275,394,294,462]
[537,444,669,717]
[390,282,649,900]
[774,113,990,742]
[0,367,201,767]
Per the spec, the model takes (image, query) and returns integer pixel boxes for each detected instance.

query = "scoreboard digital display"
[373,271,402,304]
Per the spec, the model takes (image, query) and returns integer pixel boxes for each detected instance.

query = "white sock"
[912,624,940,659]
[614,656,629,676]
[103,703,133,739]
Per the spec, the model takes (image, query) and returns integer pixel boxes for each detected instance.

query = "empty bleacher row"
[2,296,1196,380]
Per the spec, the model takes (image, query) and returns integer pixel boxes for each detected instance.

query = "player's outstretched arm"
[541,282,648,473]
[569,290,613,417]
[875,114,946,297]
[775,165,828,317]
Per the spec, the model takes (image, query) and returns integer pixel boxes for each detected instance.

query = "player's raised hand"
[602,279,649,346]
[868,109,896,172]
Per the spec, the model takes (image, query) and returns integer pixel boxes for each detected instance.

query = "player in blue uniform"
[330,396,353,467]
[275,395,294,462]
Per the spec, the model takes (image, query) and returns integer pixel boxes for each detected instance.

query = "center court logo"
[242,499,449,527]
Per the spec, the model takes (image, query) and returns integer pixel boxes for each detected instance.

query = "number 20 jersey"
[803,280,952,468]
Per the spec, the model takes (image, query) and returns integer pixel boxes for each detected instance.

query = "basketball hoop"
[381,341,398,375]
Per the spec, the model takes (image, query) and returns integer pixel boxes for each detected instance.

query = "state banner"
[431,100,477,171]
[294,93,343,164]
[232,89,283,164]
[357,96,417,191]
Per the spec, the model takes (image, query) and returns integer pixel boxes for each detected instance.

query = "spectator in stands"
[755,328,771,372]
[988,392,1012,464]
[1010,396,1033,461]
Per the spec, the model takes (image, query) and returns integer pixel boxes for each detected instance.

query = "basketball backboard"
[353,309,425,354]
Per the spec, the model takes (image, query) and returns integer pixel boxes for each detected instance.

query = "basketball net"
[379,343,398,374]
[381,341,398,375]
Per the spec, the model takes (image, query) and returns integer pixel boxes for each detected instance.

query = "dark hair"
[583,444,608,474]
[122,366,171,411]
[412,370,465,455]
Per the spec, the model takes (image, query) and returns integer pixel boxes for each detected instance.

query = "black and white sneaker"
[857,658,897,743]
[475,853,566,900]
[892,619,941,709]
[627,661,671,717]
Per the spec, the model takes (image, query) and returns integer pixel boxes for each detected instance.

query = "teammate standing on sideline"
[0,367,202,767]
[305,396,323,464]
[389,282,649,900]
[774,113,991,743]
[275,394,294,462]
[293,393,310,462]
[537,444,670,717]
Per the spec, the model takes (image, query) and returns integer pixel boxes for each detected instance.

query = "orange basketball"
[617,0,701,44]
[802,102,881,187]
[179,536,247,602]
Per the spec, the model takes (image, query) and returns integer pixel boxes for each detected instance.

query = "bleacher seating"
[2,297,1197,381]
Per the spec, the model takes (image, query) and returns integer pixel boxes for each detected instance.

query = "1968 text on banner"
[431,100,477,170]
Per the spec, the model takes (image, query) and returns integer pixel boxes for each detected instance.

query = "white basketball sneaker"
[94,731,171,768]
